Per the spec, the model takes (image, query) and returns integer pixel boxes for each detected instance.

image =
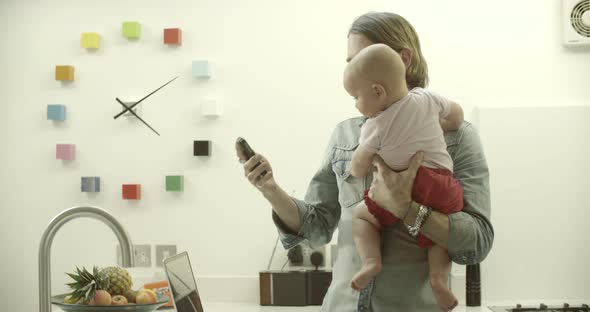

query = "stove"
[489,303,589,311]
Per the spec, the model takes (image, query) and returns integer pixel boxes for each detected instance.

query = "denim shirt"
[273,118,494,312]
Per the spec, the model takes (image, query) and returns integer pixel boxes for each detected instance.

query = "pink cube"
[56,144,75,160]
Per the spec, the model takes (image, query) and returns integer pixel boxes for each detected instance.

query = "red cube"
[164,28,182,45]
[122,184,141,200]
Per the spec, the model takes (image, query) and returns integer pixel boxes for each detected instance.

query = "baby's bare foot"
[431,279,458,311]
[350,258,382,291]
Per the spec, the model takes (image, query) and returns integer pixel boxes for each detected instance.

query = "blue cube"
[47,105,66,121]
[192,60,211,78]
[81,177,100,192]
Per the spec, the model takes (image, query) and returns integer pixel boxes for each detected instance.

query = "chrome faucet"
[38,206,134,312]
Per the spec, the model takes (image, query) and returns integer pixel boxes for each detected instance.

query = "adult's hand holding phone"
[245,154,276,192]
[235,138,301,233]
[236,147,277,193]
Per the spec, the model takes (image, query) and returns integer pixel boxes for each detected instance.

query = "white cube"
[201,100,223,117]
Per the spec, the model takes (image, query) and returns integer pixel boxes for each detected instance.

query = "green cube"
[122,21,141,39]
[166,175,184,192]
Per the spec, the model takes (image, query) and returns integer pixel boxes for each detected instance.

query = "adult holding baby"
[238,12,493,312]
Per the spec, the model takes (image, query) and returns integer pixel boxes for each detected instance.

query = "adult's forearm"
[447,211,494,264]
[404,208,493,264]
[403,201,450,248]
[262,184,301,233]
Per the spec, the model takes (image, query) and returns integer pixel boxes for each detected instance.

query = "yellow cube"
[81,32,100,49]
[55,65,74,81]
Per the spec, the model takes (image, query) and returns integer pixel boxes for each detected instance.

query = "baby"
[344,43,464,311]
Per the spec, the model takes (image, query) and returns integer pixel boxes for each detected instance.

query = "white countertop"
[52,299,590,311]
[52,302,493,311]
[197,302,492,311]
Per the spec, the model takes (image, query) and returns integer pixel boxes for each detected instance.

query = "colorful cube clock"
[81,32,101,49]
[122,21,141,39]
[164,28,182,45]
[192,60,210,78]
[81,177,100,192]
[193,140,211,156]
[47,104,66,121]
[166,175,184,192]
[122,184,141,200]
[56,144,75,160]
[55,65,74,81]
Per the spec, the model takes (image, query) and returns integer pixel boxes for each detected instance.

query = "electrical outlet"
[136,244,152,267]
[116,244,151,267]
[155,245,177,267]
[134,244,152,267]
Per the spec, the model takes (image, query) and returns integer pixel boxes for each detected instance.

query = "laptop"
[163,251,205,312]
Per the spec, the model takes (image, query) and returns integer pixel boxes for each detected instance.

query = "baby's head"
[343,43,407,117]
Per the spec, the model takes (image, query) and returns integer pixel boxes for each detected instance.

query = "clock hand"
[113,76,179,119]
[116,98,161,136]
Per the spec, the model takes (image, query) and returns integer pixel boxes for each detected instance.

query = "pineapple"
[102,266,132,296]
[65,266,110,303]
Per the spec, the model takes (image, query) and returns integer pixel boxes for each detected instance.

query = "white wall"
[0,0,588,311]
[475,106,590,302]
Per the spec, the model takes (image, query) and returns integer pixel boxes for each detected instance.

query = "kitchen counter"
[197,302,493,311]
[52,302,493,311]
[51,299,590,311]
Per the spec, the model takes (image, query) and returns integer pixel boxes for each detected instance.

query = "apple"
[136,289,157,304]
[90,290,112,306]
[111,295,128,305]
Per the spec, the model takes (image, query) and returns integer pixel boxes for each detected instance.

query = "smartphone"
[235,137,266,175]
[236,137,256,160]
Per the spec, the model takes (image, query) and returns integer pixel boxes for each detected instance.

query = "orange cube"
[164,28,182,45]
[55,65,74,81]
[122,184,141,200]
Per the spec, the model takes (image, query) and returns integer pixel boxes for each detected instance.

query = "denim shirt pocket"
[331,143,365,208]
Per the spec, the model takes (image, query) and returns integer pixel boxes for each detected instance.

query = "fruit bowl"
[51,294,170,312]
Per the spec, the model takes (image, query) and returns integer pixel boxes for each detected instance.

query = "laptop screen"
[163,251,204,312]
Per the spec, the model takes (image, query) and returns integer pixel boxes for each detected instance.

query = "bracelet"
[405,205,432,237]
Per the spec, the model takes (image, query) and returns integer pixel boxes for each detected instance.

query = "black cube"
[193,140,211,156]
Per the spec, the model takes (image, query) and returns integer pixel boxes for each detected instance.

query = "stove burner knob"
[563,303,569,308]
[582,303,589,308]
[516,303,522,308]
[539,303,547,309]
